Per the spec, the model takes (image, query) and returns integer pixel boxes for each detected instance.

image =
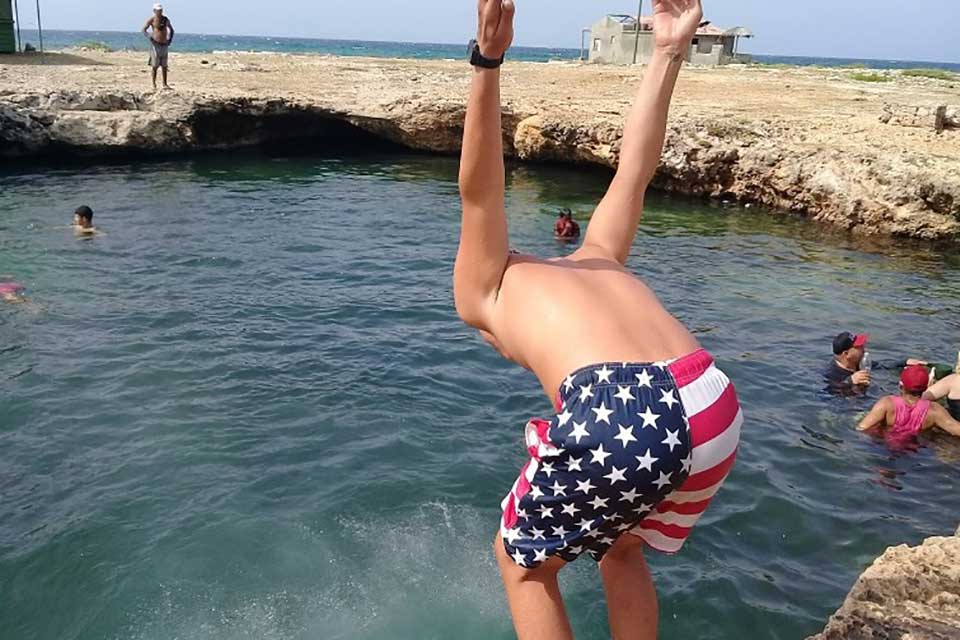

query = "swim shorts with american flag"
[500,349,742,568]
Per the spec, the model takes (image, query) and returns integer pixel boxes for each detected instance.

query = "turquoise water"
[15,29,960,71]
[2,153,960,640]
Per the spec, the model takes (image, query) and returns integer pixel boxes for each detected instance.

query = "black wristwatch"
[468,39,504,69]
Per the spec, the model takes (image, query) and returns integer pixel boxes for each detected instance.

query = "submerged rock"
[809,528,960,640]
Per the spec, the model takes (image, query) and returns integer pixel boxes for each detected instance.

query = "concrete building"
[586,15,753,66]
[1,0,16,54]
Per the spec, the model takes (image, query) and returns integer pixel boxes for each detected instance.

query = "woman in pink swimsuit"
[0,282,25,303]
[858,365,960,448]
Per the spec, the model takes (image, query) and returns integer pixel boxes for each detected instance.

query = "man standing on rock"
[142,3,175,91]
[455,1,742,638]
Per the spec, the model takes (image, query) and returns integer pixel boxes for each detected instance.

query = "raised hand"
[652,0,704,56]
[476,0,515,59]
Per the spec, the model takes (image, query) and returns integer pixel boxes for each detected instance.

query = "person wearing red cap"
[858,365,960,445]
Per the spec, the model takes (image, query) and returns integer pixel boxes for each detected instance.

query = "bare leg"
[599,534,658,640]
[162,66,169,89]
[494,533,574,640]
[151,67,158,90]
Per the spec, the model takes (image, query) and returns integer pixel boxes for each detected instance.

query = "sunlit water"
[2,153,959,640]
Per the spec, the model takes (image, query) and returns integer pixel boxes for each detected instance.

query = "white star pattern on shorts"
[569,421,590,444]
[592,403,613,425]
[533,549,548,563]
[653,471,673,490]
[635,449,658,472]
[558,409,573,426]
[638,406,660,429]
[551,525,569,537]
[590,443,612,466]
[614,424,637,448]
[659,389,679,410]
[614,385,635,405]
[513,550,527,566]
[635,369,654,388]
[566,456,583,472]
[577,518,595,532]
[579,384,594,403]
[530,527,546,540]
[603,466,627,485]
[541,462,555,478]
[588,495,610,510]
[575,479,596,494]
[662,429,682,452]
[620,488,641,503]
[563,375,575,392]
[550,481,568,497]
[561,502,580,517]
[538,505,554,519]
[595,365,614,384]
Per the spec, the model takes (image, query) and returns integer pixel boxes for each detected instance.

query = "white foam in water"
[123,503,528,640]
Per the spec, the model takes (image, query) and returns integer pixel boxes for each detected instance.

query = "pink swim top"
[886,396,931,445]
[0,282,24,295]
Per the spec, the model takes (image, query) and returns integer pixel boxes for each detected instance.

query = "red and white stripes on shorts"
[629,350,742,553]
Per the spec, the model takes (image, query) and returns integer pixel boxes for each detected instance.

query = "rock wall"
[808,528,960,640]
[1,87,958,240]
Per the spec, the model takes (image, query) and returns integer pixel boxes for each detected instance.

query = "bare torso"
[488,246,700,399]
[147,16,171,45]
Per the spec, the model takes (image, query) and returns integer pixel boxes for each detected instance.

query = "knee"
[601,534,646,567]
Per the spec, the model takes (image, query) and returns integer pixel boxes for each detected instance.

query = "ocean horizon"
[11,29,960,71]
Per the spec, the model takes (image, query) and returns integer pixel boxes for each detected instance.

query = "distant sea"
[11,29,960,71]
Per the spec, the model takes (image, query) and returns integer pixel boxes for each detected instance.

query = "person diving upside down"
[453,1,742,639]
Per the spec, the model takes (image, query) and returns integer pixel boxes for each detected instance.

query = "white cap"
[153,3,163,10]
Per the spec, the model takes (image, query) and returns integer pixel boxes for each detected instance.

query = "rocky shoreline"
[0,50,958,239]
[809,527,960,640]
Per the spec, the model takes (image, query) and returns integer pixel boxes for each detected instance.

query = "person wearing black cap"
[824,332,943,396]
[824,332,872,395]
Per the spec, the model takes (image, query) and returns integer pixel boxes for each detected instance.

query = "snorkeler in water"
[73,205,97,235]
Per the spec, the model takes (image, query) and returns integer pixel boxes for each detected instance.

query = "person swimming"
[0,282,26,304]
[554,208,581,241]
[73,205,96,234]
[858,365,960,448]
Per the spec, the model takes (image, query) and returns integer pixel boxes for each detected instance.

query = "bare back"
[489,246,699,398]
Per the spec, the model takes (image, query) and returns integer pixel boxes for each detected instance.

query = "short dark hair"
[75,206,94,221]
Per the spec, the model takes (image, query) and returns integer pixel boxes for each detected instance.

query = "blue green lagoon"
[1,153,959,639]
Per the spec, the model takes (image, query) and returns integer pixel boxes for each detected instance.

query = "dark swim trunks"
[500,350,742,568]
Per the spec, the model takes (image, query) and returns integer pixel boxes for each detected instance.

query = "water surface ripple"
[1,154,959,640]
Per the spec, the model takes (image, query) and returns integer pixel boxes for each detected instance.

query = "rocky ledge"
[809,528,960,640]
[0,51,958,239]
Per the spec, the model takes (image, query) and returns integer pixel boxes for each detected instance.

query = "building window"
[593,38,601,52]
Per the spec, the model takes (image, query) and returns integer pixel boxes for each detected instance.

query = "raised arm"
[453,0,515,330]
[142,18,152,38]
[580,0,702,264]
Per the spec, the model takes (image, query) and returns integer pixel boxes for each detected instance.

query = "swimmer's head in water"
[833,331,868,368]
[74,205,94,229]
[559,207,573,220]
